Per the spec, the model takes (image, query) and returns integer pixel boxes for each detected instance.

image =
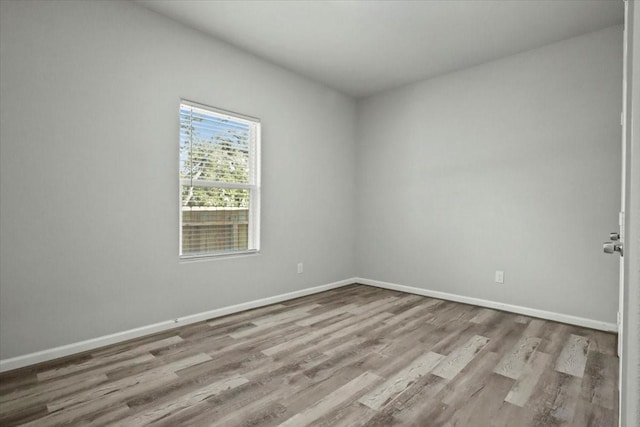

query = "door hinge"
[617,311,621,325]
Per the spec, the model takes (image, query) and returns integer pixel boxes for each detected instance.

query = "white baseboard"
[0,278,355,373]
[1,276,617,372]
[355,277,618,333]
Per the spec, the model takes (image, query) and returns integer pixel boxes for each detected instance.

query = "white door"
[619,1,640,426]
[604,0,630,360]
[618,0,631,359]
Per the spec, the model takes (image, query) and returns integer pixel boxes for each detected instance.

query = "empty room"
[1,0,639,426]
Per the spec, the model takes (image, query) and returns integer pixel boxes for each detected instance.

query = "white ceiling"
[136,0,623,98]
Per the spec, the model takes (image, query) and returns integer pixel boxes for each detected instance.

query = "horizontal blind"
[179,101,260,257]
[180,104,253,185]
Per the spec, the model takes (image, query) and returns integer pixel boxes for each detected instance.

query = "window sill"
[179,250,260,263]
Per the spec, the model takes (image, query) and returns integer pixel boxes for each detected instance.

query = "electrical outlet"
[495,270,504,284]
[297,262,303,274]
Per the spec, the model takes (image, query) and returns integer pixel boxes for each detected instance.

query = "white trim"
[355,277,618,333]
[0,278,355,373]
[1,276,618,372]
[179,249,259,262]
[178,100,261,259]
[180,99,261,123]
[179,180,255,190]
[249,120,261,252]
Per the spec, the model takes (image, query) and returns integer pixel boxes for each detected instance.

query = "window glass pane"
[181,185,249,209]
[181,186,250,255]
[180,105,250,184]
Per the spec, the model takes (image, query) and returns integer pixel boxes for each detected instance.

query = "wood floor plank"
[346,296,399,315]
[206,304,289,327]
[469,308,498,324]
[526,370,583,426]
[122,353,269,414]
[435,373,514,426]
[202,367,312,426]
[120,375,248,425]
[438,350,502,409]
[381,301,440,327]
[587,330,618,356]
[571,399,617,427]
[158,365,287,425]
[85,404,132,426]
[358,351,444,410]
[375,373,449,425]
[23,375,177,427]
[0,373,110,420]
[321,336,370,358]
[538,322,573,357]
[483,319,527,355]
[251,303,322,327]
[580,351,618,410]
[505,350,552,407]
[432,334,490,379]
[0,370,39,395]
[90,334,183,358]
[36,339,175,381]
[274,359,381,424]
[295,303,358,326]
[522,318,547,338]
[493,336,541,380]
[46,353,211,413]
[298,312,393,357]
[278,371,382,426]
[310,400,378,427]
[302,342,387,384]
[486,401,526,427]
[262,311,391,357]
[228,315,308,339]
[0,285,619,427]
[0,370,110,406]
[425,302,467,327]
[555,334,590,378]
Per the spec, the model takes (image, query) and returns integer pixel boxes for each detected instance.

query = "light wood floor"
[0,284,618,426]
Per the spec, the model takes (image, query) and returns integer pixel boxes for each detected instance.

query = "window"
[179,100,260,258]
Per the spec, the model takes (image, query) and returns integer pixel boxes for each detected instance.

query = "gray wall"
[0,0,624,362]
[355,26,623,323]
[0,0,356,359]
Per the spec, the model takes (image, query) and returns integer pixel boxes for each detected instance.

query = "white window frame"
[179,99,261,259]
